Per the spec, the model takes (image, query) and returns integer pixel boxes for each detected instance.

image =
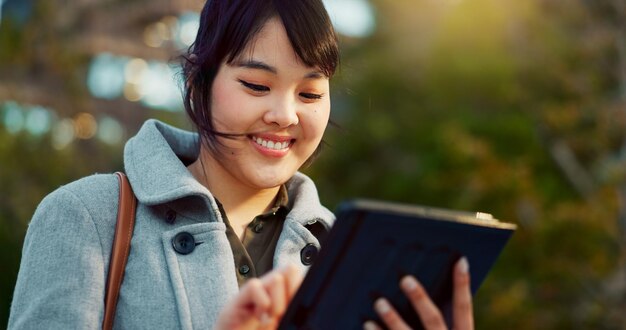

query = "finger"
[281,264,304,298]
[373,298,411,330]
[239,278,271,319]
[257,311,276,330]
[261,271,287,318]
[215,278,270,329]
[363,320,383,330]
[453,257,474,330]
[400,276,446,330]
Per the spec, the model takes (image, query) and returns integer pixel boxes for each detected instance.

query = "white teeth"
[252,136,291,150]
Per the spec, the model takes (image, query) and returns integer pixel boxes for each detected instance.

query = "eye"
[238,79,269,93]
[300,92,324,100]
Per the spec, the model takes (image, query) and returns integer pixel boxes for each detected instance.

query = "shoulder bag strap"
[103,172,137,330]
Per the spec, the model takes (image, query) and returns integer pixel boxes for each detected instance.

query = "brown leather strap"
[103,172,137,330]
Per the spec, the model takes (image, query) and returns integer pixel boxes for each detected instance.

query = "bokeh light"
[51,118,75,150]
[123,83,142,102]
[97,116,124,145]
[323,0,376,38]
[124,58,148,85]
[178,12,200,47]
[2,101,25,134]
[24,105,53,136]
[73,112,98,140]
[139,61,181,110]
[87,53,181,111]
[87,53,127,100]
[143,15,178,48]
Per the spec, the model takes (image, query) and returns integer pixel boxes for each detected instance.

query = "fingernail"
[457,257,469,274]
[374,298,391,314]
[400,275,418,291]
[363,321,378,330]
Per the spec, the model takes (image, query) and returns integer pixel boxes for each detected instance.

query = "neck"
[187,147,280,237]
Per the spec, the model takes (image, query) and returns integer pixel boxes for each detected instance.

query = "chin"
[255,177,291,189]
[249,170,296,189]
[244,158,303,188]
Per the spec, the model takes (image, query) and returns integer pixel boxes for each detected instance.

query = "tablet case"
[278,199,516,330]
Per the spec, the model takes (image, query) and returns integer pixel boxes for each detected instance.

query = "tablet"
[278,199,516,329]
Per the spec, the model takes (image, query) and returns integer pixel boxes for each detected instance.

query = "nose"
[263,97,299,128]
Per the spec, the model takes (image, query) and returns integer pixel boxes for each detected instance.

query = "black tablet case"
[278,199,516,330]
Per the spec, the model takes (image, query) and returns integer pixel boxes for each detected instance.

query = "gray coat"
[8,119,335,329]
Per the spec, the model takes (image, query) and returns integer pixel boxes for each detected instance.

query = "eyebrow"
[234,59,327,79]
[236,60,278,74]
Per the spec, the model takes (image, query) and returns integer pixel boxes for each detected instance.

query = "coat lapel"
[161,223,238,329]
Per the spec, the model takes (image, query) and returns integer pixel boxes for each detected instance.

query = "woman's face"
[207,16,331,190]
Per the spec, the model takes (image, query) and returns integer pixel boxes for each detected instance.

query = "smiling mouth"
[250,135,293,151]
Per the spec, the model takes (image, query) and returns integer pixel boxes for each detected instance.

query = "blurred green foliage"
[1,0,625,328]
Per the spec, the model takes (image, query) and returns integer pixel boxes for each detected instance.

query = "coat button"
[253,223,263,233]
[300,244,318,266]
[165,210,177,224]
[172,232,195,255]
[239,264,250,275]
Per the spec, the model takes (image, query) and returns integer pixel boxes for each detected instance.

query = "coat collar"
[123,119,334,227]
[284,173,334,229]
[124,119,209,206]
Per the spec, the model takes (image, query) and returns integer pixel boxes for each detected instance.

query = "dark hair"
[182,0,339,158]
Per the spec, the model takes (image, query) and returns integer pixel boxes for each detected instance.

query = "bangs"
[222,0,339,78]
[274,0,339,77]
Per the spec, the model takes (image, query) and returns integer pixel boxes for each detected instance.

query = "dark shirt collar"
[217,184,290,219]
[270,184,289,213]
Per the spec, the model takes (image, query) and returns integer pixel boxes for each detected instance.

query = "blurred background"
[1,0,625,328]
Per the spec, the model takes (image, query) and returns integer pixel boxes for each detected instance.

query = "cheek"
[210,83,250,130]
[209,83,229,121]
[302,101,331,141]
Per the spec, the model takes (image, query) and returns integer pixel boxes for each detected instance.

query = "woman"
[8,0,474,329]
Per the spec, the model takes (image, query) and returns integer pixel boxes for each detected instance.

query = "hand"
[215,264,303,330]
[364,257,473,330]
